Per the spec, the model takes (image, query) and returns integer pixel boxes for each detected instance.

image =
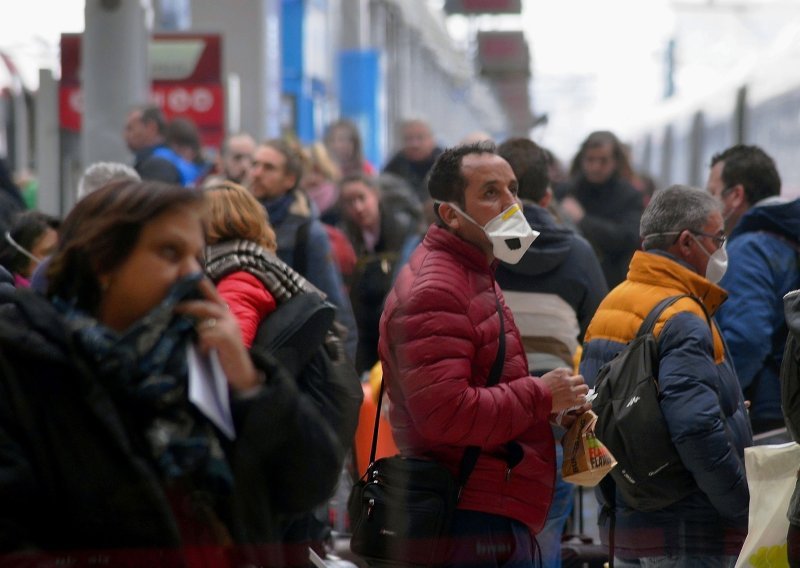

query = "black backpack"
[593,295,707,512]
[253,290,363,448]
[205,240,363,450]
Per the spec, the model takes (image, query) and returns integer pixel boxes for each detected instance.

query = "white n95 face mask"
[445,202,539,264]
[705,244,728,283]
[690,233,728,283]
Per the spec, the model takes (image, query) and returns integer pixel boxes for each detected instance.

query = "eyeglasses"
[646,229,726,249]
[688,230,726,248]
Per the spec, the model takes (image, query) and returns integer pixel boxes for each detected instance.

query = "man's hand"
[536,368,589,412]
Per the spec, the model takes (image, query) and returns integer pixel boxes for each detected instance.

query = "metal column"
[81,0,150,168]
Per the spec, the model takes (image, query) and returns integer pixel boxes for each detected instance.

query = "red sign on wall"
[60,33,224,148]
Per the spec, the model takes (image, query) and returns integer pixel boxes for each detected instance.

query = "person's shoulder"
[382,152,406,171]
[0,288,68,360]
[394,245,471,308]
[219,271,264,291]
[137,154,182,183]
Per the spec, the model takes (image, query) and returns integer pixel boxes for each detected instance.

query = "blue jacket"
[151,147,209,187]
[133,144,182,184]
[495,203,607,373]
[262,190,358,359]
[717,198,800,432]
[581,250,751,558]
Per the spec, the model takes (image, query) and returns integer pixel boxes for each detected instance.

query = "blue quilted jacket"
[580,250,752,558]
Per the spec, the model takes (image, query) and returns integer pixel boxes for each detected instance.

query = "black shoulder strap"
[293,219,312,278]
[367,292,506,495]
[636,294,709,338]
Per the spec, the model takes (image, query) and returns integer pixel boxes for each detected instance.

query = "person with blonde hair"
[202,180,362,567]
[202,181,282,348]
[301,141,342,225]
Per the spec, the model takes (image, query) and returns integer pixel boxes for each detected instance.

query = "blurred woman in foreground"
[0,180,340,567]
[202,181,360,566]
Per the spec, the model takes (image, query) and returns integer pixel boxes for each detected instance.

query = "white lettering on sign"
[192,88,213,112]
[158,87,216,114]
[168,88,192,113]
[69,90,83,113]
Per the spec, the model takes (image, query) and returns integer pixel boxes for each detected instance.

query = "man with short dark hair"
[249,139,357,358]
[123,104,182,184]
[581,185,751,566]
[496,137,607,568]
[707,144,800,435]
[379,141,589,566]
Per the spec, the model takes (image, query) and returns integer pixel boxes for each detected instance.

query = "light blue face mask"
[440,202,539,264]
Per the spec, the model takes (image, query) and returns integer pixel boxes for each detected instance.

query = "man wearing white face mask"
[707,144,800,437]
[580,185,752,567]
[378,141,590,567]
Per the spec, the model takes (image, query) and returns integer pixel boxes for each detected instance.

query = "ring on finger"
[198,318,217,330]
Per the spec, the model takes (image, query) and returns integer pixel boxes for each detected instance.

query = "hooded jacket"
[378,224,556,534]
[581,251,752,558]
[495,203,608,373]
[717,198,800,432]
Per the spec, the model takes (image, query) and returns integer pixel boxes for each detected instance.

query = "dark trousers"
[443,510,539,568]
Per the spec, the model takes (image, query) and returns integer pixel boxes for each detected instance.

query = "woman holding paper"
[0,179,340,567]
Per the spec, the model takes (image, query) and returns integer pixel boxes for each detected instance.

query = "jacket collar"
[627,250,727,315]
[425,224,495,273]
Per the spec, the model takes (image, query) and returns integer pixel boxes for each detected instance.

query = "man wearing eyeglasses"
[707,144,800,437]
[580,185,751,566]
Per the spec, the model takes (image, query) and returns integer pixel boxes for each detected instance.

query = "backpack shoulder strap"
[636,294,706,338]
[293,219,312,278]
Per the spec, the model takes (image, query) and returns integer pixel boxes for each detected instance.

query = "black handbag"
[348,296,506,567]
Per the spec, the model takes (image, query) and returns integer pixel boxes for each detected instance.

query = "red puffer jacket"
[378,225,556,533]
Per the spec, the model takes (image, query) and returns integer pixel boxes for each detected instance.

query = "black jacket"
[562,175,643,289]
[382,147,442,202]
[0,288,341,567]
[343,206,419,373]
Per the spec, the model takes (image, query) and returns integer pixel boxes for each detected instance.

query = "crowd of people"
[0,102,799,568]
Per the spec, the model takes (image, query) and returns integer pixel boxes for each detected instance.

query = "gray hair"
[640,184,721,251]
[77,162,141,199]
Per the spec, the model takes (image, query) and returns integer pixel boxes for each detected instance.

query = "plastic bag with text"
[561,410,617,487]
[735,442,800,568]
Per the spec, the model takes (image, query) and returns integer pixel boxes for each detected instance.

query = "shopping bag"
[735,442,800,568]
[562,411,617,487]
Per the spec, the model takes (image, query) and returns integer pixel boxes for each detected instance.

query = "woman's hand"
[176,277,262,393]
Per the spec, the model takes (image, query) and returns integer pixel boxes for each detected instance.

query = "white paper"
[308,548,328,568]
[187,345,236,440]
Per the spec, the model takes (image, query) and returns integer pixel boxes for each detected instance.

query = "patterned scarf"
[205,239,323,302]
[53,274,233,493]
